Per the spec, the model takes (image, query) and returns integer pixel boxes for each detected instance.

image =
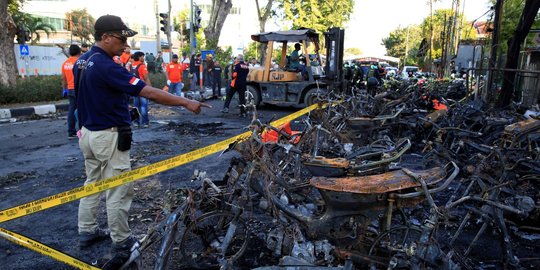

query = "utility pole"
[190,0,195,56]
[167,0,172,60]
[404,27,410,68]
[485,0,504,104]
[155,0,160,53]
[429,0,433,73]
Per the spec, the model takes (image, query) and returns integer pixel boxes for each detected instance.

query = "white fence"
[14,45,67,76]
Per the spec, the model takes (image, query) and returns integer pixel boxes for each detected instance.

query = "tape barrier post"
[0,103,322,224]
[0,228,99,270]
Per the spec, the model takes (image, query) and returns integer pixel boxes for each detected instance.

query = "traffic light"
[159,13,169,34]
[193,5,202,33]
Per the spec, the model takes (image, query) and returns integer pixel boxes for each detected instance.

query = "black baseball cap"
[172,54,179,58]
[94,15,137,37]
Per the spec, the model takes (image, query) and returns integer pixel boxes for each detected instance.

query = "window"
[230,7,241,15]
[35,15,66,31]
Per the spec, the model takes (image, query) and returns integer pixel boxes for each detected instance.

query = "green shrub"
[0,72,191,105]
[0,76,63,105]
[148,72,167,90]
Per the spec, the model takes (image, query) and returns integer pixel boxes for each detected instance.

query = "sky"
[345,0,493,56]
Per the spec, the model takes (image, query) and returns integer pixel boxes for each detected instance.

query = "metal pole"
[155,0,161,53]
[190,0,195,56]
[167,0,172,60]
[429,0,433,73]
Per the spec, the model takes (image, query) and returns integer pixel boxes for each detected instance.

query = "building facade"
[21,0,275,53]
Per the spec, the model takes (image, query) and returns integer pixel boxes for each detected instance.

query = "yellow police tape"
[0,103,318,223]
[0,227,100,270]
[0,103,322,269]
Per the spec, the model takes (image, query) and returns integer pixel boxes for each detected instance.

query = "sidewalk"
[0,87,223,120]
[0,100,69,120]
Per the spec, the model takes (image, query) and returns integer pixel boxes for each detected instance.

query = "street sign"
[19,45,29,56]
[201,50,215,60]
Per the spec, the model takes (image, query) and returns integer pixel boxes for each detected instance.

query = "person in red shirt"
[166,54,184,97]
[61,44,81,138]
[130,52,151,127]
[119,45,131,67]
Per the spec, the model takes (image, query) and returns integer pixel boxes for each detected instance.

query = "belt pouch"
[117,126,132,151]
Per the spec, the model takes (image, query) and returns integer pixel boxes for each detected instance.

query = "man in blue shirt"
[74,14,210,269]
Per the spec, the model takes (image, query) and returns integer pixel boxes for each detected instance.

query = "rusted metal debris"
[143,78,540,269]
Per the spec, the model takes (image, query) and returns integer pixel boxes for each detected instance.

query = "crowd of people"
[62,44,252,138]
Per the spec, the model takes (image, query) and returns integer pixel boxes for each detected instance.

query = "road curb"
[0,103,69,119]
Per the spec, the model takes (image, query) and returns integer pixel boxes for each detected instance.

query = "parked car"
[385,67,398,78]
[401,66,419,79]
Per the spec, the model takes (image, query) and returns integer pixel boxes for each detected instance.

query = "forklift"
[246,27,345,107]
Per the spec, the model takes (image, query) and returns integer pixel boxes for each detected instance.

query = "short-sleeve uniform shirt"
[166,62,183,83]
[62,56,78,90]
[74,46,146,131]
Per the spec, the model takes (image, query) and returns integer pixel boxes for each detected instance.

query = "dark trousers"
[212,76,222,96]
[67,91,77,136]
[223,85,246,113]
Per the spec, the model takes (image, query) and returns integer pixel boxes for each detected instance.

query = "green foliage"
[173,8,190,49]
[26,16,56,44]
[277,0,354,34]
[214,46,233,68]
[243,42,259,63]
[11,12,56,44]
[489,0,540,53]
[148,73,167,90]
[7,0,22,15]
[382,25,423,66]
[65,9,95,44]
[383,8,478,67]
[419,9,476,59]
[0,76,64,104]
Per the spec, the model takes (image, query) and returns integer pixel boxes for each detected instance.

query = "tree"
[382,9,476,69]
[382,25,422,66]
[65,9,95,45]
[0,0,22,87]
[276,0,354,36]
[173,8,190,50]
[243,41,259,63]
[204,0,233,49]
[419,9,476,61]
[489,0,540,55]
[497,0,540,107]
[24,15,55,44]
[255,0,274,63]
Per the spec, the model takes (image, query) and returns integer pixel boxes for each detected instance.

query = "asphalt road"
[0,97,301,269]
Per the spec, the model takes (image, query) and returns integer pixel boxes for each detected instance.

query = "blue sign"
[201,50,215,60]
[19,45,29,56]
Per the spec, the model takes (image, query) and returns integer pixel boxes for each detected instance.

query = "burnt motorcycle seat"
[310,167,445,194]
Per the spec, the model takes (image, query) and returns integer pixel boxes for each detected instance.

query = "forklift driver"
[290,43,307,79]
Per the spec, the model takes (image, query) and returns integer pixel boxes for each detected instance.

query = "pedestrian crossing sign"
[20,45,29,56]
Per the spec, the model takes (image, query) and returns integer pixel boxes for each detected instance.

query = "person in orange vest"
[119,45,131,67]
[166,54,184,97]
[61,44,81,139]
[130,52,151,127]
